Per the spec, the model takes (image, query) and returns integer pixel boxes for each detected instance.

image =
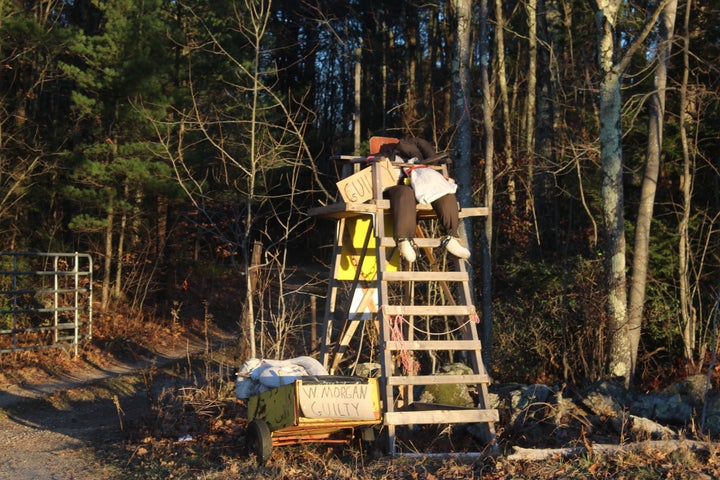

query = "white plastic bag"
[407,166,457,204]
[234,356,329,398]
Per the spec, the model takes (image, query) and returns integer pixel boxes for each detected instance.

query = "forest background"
[0,0,718,392]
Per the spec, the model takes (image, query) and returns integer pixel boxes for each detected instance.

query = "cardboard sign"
[335,158,398,203]
[298,381,380,420]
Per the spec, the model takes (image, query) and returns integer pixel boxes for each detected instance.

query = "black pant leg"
[431,193,459,237]
[385,185,417,239]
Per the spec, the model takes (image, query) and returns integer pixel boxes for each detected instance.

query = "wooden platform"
[308,200,488,220]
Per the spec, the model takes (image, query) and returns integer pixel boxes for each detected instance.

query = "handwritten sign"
[298,381,379,420]
[335,158,398,203]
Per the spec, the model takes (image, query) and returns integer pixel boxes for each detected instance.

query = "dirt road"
[0,367,151,480]
[0,390,136,479]
[0,331,238,480]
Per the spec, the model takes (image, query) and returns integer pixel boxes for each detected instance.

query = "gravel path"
[0,331,238,480]
[0,368,148,480]
[0,392,137,480]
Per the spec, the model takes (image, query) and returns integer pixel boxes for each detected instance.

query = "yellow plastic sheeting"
[338,216,398,281]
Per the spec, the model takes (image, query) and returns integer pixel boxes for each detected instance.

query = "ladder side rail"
[322,215,377,373]
[319,218,346,369]
[401,266,416,408]
[330,219,374,359]
[455,257,491,377]
[370,161,387,238]
[371,159,399,453]
[453,256,497,445]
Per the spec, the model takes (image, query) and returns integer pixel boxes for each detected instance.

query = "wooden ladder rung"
[382,305,477,316]
[379,237,443,248]
[384,408,499,426]
[382,271,468,282]
[386,373,491,386]
[384,339,481,351]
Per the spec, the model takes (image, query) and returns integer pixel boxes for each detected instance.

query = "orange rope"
[390,314,419,375]
[392,307,480,336]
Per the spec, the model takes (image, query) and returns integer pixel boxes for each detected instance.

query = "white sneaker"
[398,239,416,263]
[444,236,471,259]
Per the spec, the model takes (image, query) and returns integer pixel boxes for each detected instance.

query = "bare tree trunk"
[405,3,420,129]
[157,196,168,257]
[479,0,495,366]
[102,199,114,312]
[596,0,629,382]
[452,0,472,210]
[243,0,270,359]
[596,0,671,385]
[451,0,475,311]
[601,73,630,381]
[678,0,694,365]
[382,27,390,133]
[536,0,563,251]
[525,0,537,237]
[627,0,678,372]
[114,180,128,300]
[494,0,514,209]
[354,46,361,153]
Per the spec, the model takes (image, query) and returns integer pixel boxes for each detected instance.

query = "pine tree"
[60,0,178,310]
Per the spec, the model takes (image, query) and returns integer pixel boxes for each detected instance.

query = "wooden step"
[382,271,468,282]
[384,339,482,351]
[384,408,499,426]
[380,237,442,248]
[385,374,491,386]
[382,305,477,316]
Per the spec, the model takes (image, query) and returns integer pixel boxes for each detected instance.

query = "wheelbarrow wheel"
[246,419,273,464]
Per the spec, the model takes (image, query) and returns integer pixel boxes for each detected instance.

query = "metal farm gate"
[0,252,93,356]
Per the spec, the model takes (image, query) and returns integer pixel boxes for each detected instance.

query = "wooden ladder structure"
[308,145,498,455]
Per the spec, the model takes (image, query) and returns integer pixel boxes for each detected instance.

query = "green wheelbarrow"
[245,376,382,463]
